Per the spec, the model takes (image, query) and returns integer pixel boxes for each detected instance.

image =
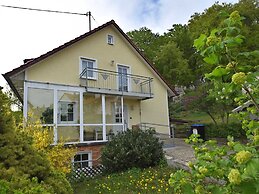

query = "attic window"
[107,34,114,45]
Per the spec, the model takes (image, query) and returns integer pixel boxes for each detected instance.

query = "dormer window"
[107,34,114,45]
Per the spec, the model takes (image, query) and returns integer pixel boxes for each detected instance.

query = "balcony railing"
[80,68,153,99]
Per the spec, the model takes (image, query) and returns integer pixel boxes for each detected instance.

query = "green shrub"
[0,90,73,194]
[206,122,245,138]
[101,129,164,173]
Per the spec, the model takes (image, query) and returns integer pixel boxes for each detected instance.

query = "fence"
[68,164,105,182]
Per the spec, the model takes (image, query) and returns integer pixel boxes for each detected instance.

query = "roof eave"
[2,73,24,104]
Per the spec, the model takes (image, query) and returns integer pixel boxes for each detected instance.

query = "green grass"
[176,110,238,124]
[72,166,174,194]
[178,111,211,123]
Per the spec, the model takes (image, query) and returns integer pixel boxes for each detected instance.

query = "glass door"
[118,65,129,92]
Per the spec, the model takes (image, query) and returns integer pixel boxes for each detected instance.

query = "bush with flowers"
[169,11,259,194]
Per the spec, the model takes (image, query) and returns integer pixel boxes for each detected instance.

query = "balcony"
[80,68,154,99]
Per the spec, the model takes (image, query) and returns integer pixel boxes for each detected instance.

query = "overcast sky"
[0,0,238,88]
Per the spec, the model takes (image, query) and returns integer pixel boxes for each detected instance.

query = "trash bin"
[190,124,205,140]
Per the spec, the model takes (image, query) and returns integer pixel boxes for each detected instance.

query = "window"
[80,58,97,79]
[107,34,114,45]
[73,152,92,169]
[115,105,122,123]
[118,65,129,92]
[59,102,75,122]
[58,101,77,123]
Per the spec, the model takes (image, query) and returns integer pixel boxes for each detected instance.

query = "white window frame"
[58,100,78,124]
[24,81,128,144]
[80,57,97,80]
[72,151,92,169]
[107,34,114,45]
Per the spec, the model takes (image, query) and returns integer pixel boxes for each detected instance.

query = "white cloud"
[0,0,238,87]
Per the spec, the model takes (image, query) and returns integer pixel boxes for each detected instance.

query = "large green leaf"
[204,53,219,65]
[194,34,207,51]
[205,67,228,79]
[242,159,259,180]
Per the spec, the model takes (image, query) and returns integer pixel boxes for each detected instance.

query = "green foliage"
[73,166,173,194]
[169,11,259,194]
[101,129,164,173]
[4,84,22,110]
[185,83,238,126]
[206,122,245,138]
[127,27,165,62]
[0,90,73,194]
[127,1,258,88]
[171,134,259,193]
[154,41,193,86]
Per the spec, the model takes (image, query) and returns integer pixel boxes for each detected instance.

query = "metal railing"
[80,68,153,98]
[138,122,174,139]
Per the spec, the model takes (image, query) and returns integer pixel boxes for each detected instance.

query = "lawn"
[72,166,174,194]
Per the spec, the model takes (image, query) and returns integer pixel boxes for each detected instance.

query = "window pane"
[82,162,88,168]
[81,59,95,79]
[83,94,102,124]
[74,154,80,162]
[83,126,102,141]
[27,88,54,124]
[61,114,67,121]
[87,61,93,68]
[87,70,94,78]
[68,113,74,121]
[58,91,79,124]
[82,154,89,161]
[106,96,122,124]
[82,61,87,69]
[106,125,123,137]
[57,126,80,143]
[67,104,74,112]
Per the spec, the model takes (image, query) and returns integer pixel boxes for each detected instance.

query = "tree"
[154,41,193,86]
[20,120,77,174]
[169,11,259,194]
[5,84,22,110]
[166,24,194,60]
[0,89,73,193]
[127,27,164,62]
[187,0,258,85]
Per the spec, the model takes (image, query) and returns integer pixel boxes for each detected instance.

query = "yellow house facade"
[3,20,176,167]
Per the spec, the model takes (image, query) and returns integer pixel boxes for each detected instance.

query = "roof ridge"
[5,20,115,77]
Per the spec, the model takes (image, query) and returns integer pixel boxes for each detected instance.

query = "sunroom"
[24,81,134,144]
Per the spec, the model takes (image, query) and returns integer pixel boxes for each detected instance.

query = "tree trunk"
[206,111,218,127]
[226,112,229,124]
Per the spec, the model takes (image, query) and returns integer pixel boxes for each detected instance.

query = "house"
[232,100,259,121]
[3,20,177,168]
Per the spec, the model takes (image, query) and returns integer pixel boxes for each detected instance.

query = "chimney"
[23,58,34,63]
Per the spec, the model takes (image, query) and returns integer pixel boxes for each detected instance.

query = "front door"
[118,65,129,92]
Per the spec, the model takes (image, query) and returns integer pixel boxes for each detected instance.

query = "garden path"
[162,138,195,170]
